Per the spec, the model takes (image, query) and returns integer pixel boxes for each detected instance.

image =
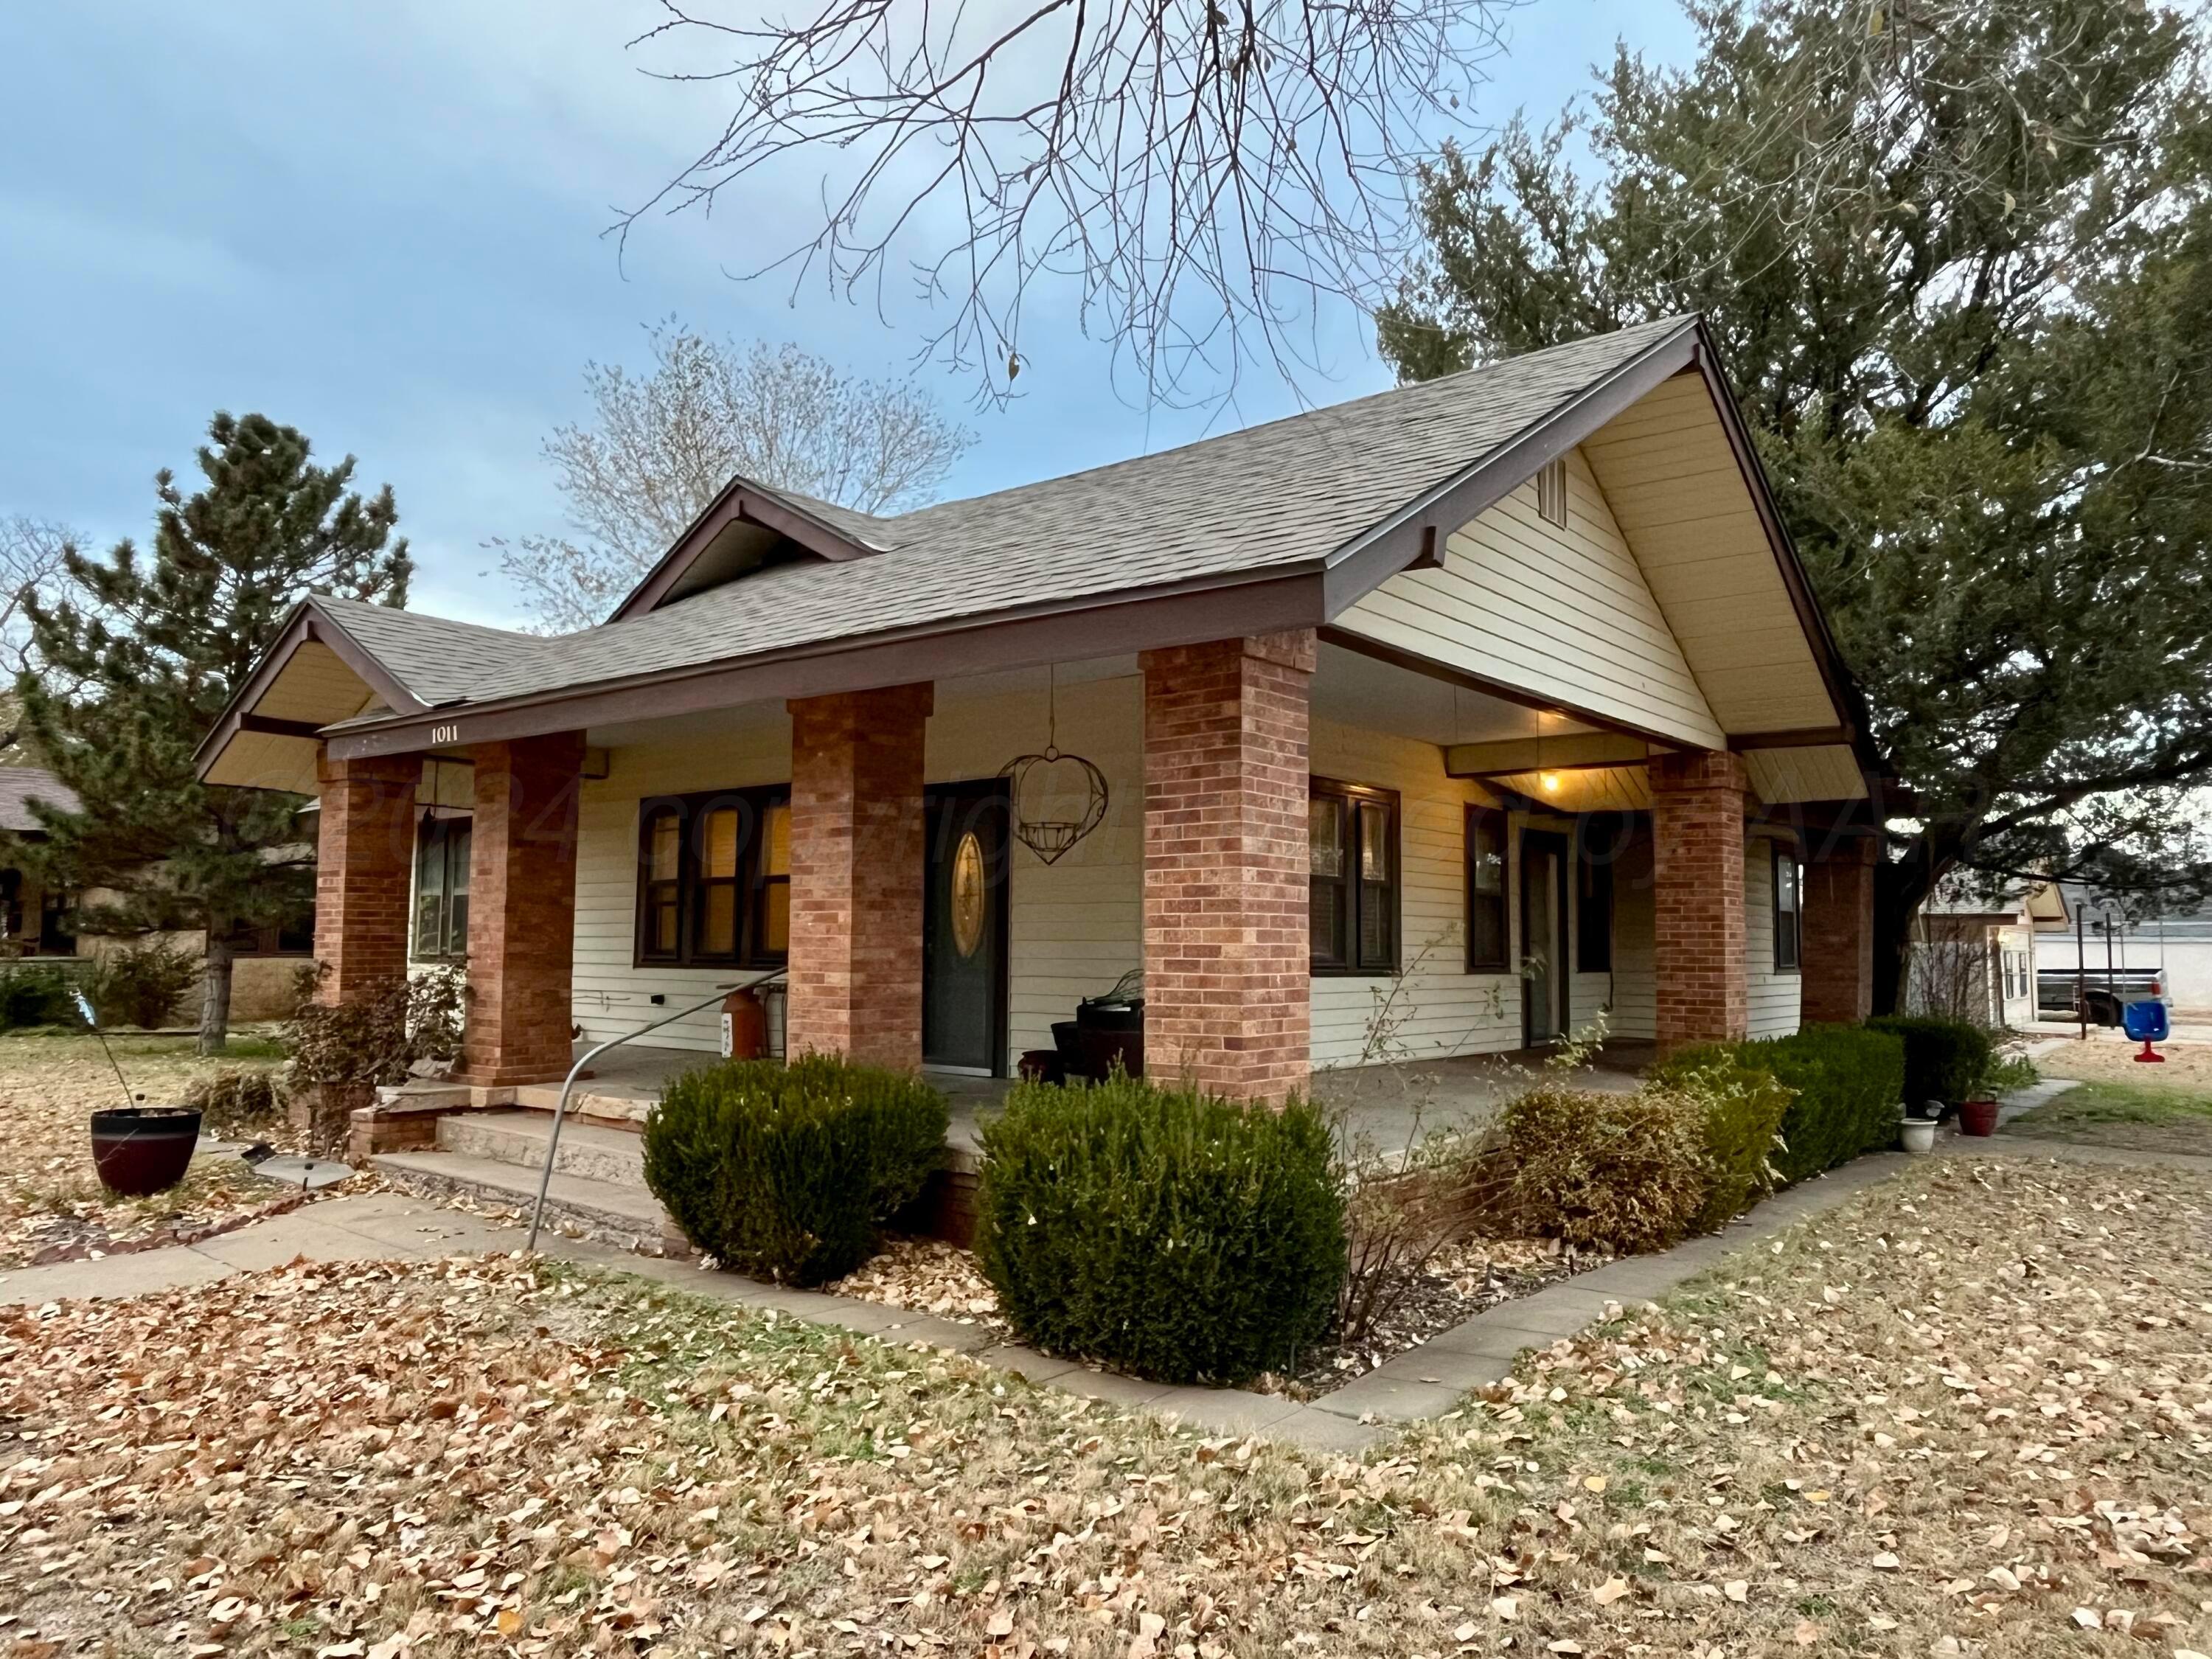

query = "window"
[1772,842,1803,973]
[1574,822,1615,973]
[635,787,790,967]
[1536,457,1569,528]
[1464,805,1509,973]
[1310,779,1397,975]
[226,904,316,958]
[38,888,74,956]
[413,814,472,961]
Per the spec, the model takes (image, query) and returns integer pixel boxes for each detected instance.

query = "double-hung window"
[1464,805,1509,973]
[1310,779,1399,975]
[413,815,471,961]
[636,787,791,967]
[1772,842,1804,973]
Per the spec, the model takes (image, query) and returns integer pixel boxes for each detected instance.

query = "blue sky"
[0,2,1691,626]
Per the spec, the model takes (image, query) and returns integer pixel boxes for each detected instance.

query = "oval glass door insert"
[950,831,987,958]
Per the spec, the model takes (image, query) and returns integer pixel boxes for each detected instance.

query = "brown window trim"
[1465,804,1509,974]
[412,813,472,964]
[1311,777,1399,978]
[633,785,791,970]
[1771,840,1804,974]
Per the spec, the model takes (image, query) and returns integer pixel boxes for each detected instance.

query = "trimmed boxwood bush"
[643,1055,947,1287]
[975,1073,1345,1385]
[1661,1023,1905,1183]
[1651,1049,1795,1231]
[1867,1015,1994,1110]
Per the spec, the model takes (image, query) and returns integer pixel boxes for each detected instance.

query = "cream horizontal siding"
[1338,448,1729,751]
[1745,833,1801,1039]
[1310,717,1521,1068]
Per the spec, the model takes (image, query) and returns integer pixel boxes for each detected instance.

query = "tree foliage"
[1378,0,2212,1000]
[494,321,972,632]
[12,413,411,1052]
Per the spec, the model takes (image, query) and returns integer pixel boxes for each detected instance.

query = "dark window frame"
[1310,777,1400,977]
[38,887,75,956]
[412,813,473,963]
[227,911,316,959]
[1771,841,1804,973]
[633,785,793,970]
[1464,804,1509,974]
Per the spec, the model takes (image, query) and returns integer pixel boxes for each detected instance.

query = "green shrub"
[644,1055,947,1287]
[1498,1083,1711,1254]
[975,1073,1345,1385]
[184,1066,288,1133]
[1654,1047,1795,1230]
[84,938,200,1029]
[0,961,78,1029]
[1740,1023,1905,1180]
[1868,1015,1994,1108]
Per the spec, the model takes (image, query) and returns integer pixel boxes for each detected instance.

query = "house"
[1,762,309,1020]
[195,316,1891,1115]
[1908,874,2042,1029]
[2031,881,2206,1018]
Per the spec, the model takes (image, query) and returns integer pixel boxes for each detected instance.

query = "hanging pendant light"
[999,664,1108,865]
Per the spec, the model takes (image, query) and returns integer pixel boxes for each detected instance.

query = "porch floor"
[558,1040,1655,1156]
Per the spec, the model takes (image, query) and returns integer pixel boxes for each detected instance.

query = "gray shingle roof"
[0,766,80,833]
[321,316,1696,713]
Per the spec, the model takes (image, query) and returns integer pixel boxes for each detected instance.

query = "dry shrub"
[183,1066,287,1135]
[1498,1083,1708,1254]
[1337,1135,1500,1348]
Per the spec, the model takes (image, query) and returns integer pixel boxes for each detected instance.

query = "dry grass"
[4,1152,2209,1658]
[2038,1034,2212,1090]
[0,1029,298,1267]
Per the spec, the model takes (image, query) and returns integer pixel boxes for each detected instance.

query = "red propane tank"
[720,987,767,1060]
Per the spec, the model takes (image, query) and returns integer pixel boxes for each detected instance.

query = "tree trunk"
[198,932,234,1055]
[1871,834,1954,1018]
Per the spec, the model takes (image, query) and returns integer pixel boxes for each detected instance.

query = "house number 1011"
[430,723,462,745]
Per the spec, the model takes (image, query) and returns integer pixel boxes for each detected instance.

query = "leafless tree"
[1,515,73,682]
[493,321,973,632]
[620,0,1522,406]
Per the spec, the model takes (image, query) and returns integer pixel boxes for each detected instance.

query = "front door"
[1520,829,1571,1047]
[923,781,1011,1074]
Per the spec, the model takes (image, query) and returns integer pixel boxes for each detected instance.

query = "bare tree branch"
[491,321,973,633]
[0,515,75,684]
[618,0,1521,406]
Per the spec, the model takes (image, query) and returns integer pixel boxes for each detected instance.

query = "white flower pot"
[1899,1117,1938,1155]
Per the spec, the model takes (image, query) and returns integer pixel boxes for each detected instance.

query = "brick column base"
[462,732,585,1088]
[313,752,421,1004]
[1801,836,1877,1025]
[1650,748,1749,1052]
[785,684,932,1070]
[1139,630,1315,1105]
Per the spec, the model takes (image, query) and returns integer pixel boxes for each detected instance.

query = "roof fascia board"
[190,598,425,783]
[608,479,880,624]
[1320,320,1702,617]
[325,570,1328,762]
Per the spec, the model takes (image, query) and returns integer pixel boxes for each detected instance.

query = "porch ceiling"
[1312,641,1598,748]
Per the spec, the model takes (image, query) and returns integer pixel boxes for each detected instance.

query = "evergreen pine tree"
[13,412,411,1052]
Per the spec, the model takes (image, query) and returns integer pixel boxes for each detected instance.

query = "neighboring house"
[1,765,84,957]
[1909,874,2041,1029]
[0,762,310,1020]
[196,315,1891,1105]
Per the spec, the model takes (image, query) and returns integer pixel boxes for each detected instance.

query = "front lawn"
[5,1153,2208,1658]
[0,1029,296,1267]
[2008,1076,2212,1157]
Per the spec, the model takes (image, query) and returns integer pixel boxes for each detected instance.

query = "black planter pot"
[89,1106,203,1197]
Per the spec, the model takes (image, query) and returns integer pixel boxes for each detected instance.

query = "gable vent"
[1536,457,1569,528]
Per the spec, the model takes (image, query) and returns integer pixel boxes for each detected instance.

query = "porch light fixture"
[1540,771,1562,794]
[999,664,1108,866]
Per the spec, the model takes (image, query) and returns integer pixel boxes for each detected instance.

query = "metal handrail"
[526,967,787,1252]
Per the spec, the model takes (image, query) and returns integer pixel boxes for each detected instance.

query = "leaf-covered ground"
[0,1030,299,1268]
[5,1153,2208,1659]
[2008,1079,2212,1158]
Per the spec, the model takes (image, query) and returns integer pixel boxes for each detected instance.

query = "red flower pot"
[1958,1097,2000,1138]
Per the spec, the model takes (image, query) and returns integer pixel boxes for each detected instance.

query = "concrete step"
[437,1110,647,1187]
[372,1150,687,1257]
[509,1083,655,1127]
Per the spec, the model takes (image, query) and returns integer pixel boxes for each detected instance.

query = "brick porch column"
[1801,835,1877,1025]
[462,731,585,1087]
[312,751,420,1004]
[1138,630,1314,1105]
[785,684,932,1069]
[1649,748,1750,1051]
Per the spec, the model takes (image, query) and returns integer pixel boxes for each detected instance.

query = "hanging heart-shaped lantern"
[1000,745,1108,865]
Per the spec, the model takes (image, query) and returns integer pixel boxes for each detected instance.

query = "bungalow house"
[195,316,1888,1133]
